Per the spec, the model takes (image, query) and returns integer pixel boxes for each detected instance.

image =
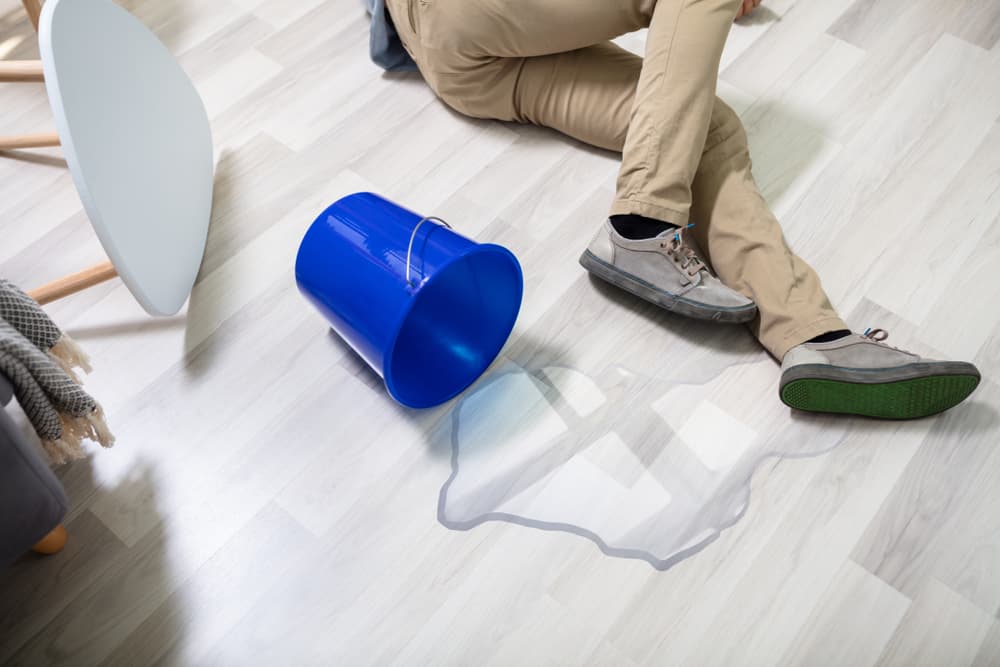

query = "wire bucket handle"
[405,216,452,287]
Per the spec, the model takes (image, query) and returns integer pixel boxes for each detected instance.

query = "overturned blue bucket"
[295,193,524,409]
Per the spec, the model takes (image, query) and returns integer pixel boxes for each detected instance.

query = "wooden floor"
[3,0,1000,664]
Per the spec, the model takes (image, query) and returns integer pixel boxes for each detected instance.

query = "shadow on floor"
[0,458,182,664]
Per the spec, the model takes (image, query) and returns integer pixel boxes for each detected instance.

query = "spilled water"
[427,272,855,570]
[436,356,851,570]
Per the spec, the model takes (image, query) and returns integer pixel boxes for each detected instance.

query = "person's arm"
[735,0,762,20]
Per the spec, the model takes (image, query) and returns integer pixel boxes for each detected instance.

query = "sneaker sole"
[579,250,757,324]
[779,362,981,419]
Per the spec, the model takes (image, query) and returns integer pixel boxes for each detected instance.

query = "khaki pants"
[386,0,847,360]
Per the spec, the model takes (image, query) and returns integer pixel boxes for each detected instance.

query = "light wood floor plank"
[779,560,911,667]
[875,579,995,667]
[852,380,1000,616]
[2,0,999,664]
[947,0,1000,51]
[100,503,318,667]
[972,621,1000,667]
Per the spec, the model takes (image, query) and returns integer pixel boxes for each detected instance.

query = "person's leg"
[433,40,759,322]
[611,0,742,227]
[504,45,980,418]
[398,0,738,226]
[463,43,839,347]
[388,0,828,339]
[407,0,652,59]
[387,0,982,418]
[688,101,847,359]
[391,0,759,322]
[388,0,648,139]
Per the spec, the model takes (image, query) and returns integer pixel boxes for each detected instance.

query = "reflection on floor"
[440,358,849,570]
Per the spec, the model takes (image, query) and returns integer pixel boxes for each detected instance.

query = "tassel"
[49,334,93,376]
[44,406,115,466]
[49,353,83,385]
[41,436,85,466]
[85,403,115,448]
[60,407,115,449]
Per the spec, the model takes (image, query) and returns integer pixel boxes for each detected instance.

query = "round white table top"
[39,0,214,316]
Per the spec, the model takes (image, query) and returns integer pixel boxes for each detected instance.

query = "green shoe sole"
[780,371,981,420]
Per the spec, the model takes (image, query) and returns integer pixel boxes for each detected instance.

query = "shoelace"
[660,224,704,277]
[862,327,909,353]
[861,327,913,355]
[863,327,889,342]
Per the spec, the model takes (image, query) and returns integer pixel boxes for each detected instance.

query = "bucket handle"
[406,216,452,287]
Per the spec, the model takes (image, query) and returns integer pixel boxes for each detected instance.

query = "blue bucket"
[295,193,524,409]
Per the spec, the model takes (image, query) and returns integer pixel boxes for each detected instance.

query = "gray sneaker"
[579,220,757,323]
[780,328,981,419]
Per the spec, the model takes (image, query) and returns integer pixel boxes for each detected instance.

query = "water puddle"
[437,358,850,570]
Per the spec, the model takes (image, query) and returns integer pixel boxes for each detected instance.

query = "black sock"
[807,329,852,344]
[610,214,678,240]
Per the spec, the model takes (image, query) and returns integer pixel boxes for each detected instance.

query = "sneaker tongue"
[655,227,679,239]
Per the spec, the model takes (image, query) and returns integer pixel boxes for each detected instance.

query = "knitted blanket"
[0,279,114,464]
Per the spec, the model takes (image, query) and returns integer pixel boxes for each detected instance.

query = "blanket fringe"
[86,404,115,448]
[44,405,116,466]
[49,334,93,379]
[41,435,86,466]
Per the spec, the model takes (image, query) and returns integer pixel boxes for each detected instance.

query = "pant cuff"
[609,198,690,226]
[765,316,850,362]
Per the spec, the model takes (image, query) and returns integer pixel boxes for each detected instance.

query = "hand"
[735,0,761,20]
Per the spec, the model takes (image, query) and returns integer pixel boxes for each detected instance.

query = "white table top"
[39,0,214,316]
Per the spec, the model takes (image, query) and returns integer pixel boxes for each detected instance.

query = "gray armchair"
[0,373,68,566]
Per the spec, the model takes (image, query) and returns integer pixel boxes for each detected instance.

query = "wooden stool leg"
[21,0,43,31]
[0,132,60,151]
[32,524,67,555]
[27,261,119,305]
[0,60,44,83]
[0,4,53,156]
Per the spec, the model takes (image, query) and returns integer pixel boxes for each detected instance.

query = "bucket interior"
[386,248,522,408]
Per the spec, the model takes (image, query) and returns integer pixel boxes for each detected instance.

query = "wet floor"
[438,358,850,570]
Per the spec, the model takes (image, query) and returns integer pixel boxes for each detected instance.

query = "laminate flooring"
[2,0,1000,664]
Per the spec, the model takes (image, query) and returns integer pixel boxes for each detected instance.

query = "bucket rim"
[382,241,524,409]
